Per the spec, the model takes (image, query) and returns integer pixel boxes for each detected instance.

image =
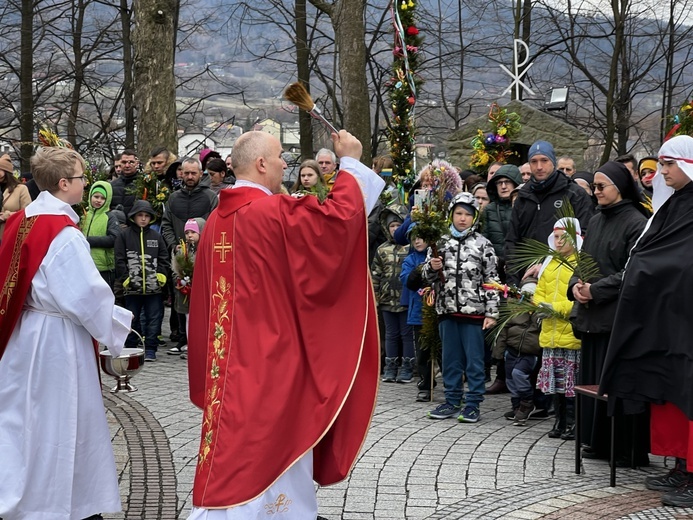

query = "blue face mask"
[449,223,472,240]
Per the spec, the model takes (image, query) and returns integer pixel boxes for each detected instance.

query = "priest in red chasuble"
[187,130,385,519]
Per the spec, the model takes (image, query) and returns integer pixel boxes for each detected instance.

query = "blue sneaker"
[428,402,461,420]
[458,406,480,423]
[145,350,157,362]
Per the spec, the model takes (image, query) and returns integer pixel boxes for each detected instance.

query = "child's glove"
[156,273,167,287]
[123,277,130,289]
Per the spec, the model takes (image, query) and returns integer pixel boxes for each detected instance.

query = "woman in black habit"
[568,161,649,464]
[600,135,693,508]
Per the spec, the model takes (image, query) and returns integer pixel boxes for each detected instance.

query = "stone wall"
[446,100,590,172]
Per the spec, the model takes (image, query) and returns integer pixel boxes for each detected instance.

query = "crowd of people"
[367,135,693,509]
[3,127,693,518]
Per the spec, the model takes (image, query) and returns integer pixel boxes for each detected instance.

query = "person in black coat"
[482,164,523,394]
[504,141,594,287]
[482,164,522,273]
[567,161,649,465]
[109,149,140,216]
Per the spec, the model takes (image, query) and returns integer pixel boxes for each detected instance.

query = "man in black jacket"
[504,140,594,286]
[109,149,139,215]
[161,157,218,354]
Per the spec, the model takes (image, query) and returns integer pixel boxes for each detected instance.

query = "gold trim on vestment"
[198,271,231,466]
[0,216,38,315]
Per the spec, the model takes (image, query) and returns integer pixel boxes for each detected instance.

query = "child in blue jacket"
[400,225,432,401]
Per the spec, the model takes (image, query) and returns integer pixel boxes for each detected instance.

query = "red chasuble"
[0,210,76,359]
[188,171,379,508]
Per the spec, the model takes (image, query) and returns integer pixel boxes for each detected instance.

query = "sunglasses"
[590,182,615,192]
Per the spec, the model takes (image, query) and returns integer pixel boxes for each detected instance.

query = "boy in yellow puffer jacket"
[534,217,582,441]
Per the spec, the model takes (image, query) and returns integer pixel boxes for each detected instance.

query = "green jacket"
[81,181,120,272]
[482,166,522,261]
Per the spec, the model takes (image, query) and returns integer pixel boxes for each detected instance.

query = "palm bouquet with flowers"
[128,171,170,220]
[291,182,329,203]
[38,125,73,149]
[408,159,463,398]
[409,159,463,251]
[173,239,195,303]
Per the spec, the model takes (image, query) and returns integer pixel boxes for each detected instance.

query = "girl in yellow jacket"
[534,217,582,441]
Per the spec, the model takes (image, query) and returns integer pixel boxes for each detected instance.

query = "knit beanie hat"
[459,169,476,182]
[199,149,221,170]
[527,141,557,168]
[92,186,108,198]
[594,161,639,201]
[184,219,200,234]
[0,154,14,174]
[520,275,538,296]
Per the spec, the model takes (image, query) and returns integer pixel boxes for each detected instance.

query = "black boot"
[548,394,566,438]
[561,397,576,440]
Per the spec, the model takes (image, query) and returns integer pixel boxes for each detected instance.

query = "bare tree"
[533,0,689,162]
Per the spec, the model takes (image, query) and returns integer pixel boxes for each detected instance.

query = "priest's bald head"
[231,131,287,194]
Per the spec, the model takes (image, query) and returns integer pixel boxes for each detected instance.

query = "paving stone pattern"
[101,312,693,519]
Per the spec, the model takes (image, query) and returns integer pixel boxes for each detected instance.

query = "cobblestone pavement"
[102,322,693,519]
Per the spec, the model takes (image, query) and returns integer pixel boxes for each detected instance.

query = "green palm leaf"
[508,198,601,281]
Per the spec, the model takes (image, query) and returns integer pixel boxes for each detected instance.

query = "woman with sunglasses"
[567,161,650,466]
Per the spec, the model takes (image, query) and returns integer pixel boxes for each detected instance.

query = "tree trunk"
[307,0,372,162]
[333,0,371,164]
[120,0,136,150]
[132,0,178,158]
[19,0,34,172]
[660,2,676,143]
[67,0,86,149]
[295,0,314,161]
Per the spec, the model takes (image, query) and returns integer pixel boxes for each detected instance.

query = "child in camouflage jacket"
[371,203,415,383]
[423,192,499,423]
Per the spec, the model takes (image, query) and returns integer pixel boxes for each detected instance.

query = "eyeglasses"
[495,180,514,187]
[56,175,86,184]
[590,182,615,192]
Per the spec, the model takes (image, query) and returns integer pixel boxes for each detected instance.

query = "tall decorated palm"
[387,0,423,202]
